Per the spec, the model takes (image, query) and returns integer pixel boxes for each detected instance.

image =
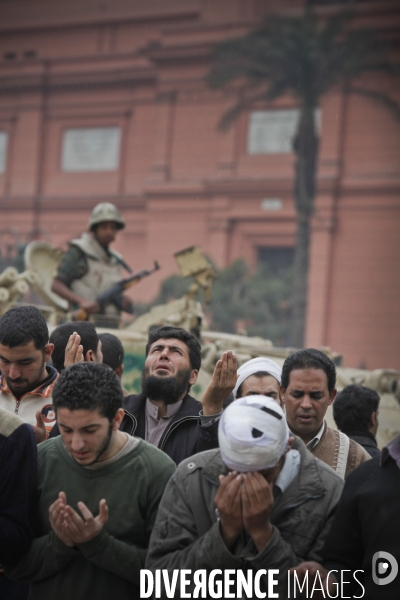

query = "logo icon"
[41,404,56,423]
[41,404,57,432]
[372,551,398,586]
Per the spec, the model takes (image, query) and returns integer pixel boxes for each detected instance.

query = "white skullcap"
[233,357,282,398]
[219,395,289,472]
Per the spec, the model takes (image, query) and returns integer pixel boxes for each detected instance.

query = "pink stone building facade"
[0,0,399,369]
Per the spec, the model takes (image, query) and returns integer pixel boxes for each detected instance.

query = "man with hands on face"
[146,395,344,599]
[3,362,175,600]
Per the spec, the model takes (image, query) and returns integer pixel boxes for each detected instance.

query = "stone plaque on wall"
[261,198,283,211]
[61,127,121,172]
[0,131,8,173]
[248,109,321,155]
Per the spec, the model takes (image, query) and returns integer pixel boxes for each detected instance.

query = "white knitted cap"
[219,395,289,472]
[233,357,282,398]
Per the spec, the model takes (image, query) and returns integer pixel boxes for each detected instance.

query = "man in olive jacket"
[146,396,344,599]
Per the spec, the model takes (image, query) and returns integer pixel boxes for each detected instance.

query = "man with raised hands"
[200,354,283,414]
[124,325,222,464]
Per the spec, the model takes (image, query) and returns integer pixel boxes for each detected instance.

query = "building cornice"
[0,196,146,212]
[0,0,201,33]
[2,178,400,212]
[0,56,157,95]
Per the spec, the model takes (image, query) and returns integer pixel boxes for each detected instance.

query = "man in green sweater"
[4,362,176,600]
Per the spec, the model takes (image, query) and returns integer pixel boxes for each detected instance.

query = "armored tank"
[0,242,398,449]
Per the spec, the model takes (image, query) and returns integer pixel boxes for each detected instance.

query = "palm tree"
[207,9,400,347]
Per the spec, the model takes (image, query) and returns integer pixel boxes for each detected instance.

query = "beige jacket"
[70,233,123,315]
[311,423,371,479]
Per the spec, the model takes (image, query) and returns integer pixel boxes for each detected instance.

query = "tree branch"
[349,86,400,121]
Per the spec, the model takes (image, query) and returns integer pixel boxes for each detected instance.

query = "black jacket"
[0,417,37,564]
[323,451,399,599]
[346,431,381,458]
[122,392,219,465]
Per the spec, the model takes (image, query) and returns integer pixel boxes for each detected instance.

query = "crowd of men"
[0,203,398,600]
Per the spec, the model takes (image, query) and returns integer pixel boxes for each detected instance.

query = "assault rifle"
[73,261,160,321]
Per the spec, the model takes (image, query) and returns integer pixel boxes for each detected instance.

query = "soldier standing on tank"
[51,203,133,317]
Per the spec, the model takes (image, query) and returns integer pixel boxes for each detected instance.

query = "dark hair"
[333,384,380,434]
[145,326,201,372]
[281,348,336,394]
[236,371,277,398]
[53,362,123,421]
[99,333,124,371]
[0,305,48,350]
[49,321,99,372]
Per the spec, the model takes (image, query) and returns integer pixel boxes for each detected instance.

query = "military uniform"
[56,233,130,316]
[54,202,131,317]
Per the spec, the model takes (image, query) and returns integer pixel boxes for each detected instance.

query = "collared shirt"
[275,449,301,493]
[305,420,326,450]
[382,433,400,470]
[145,398,222,449]
[0,366,59,430]
[145,398,183,447]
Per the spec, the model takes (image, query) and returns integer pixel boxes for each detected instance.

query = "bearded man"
[123,326,221,464]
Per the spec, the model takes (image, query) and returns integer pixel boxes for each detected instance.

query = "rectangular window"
[0,131,8,173]
[61,126,121,172]
[258,246,294,275]
[247,109,321,155]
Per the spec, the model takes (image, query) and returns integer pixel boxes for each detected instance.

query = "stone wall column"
[148,91,176,183]
[305,196,336,348]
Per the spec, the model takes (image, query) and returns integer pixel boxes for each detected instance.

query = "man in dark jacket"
[293,433,400,599]
[333,384,381,458]
[0,408,37,600]
[123,326,220,464]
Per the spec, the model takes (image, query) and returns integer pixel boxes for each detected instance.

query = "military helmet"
[88,202,125,231]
